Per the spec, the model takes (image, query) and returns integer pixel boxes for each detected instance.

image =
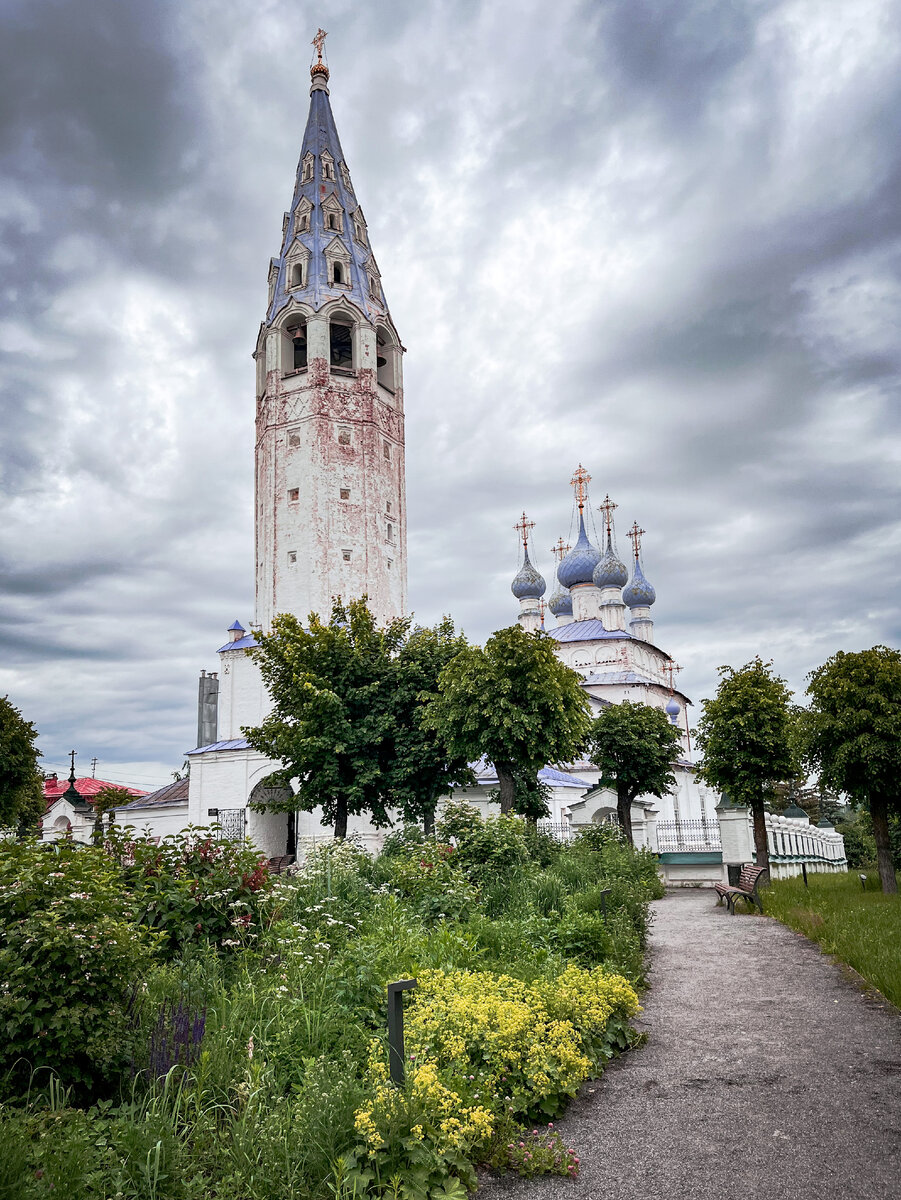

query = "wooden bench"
[713,863,769,914]
[267,854,296,875]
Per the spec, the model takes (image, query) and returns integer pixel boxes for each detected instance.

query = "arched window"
[333,262,344,286]
[376,326,397,392]
[288,321,307,371]
[330,320,353,370]
[290,262,304,289]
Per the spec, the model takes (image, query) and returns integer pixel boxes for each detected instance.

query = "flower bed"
[0,808,661,1199]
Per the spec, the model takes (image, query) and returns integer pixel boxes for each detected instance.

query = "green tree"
[385,617,475,834]
[588,701,682,846]
[245,598,409,838]
[806,645,901,894]
[422,625,592,815]
[91,785,133,843]
[0,696,43,834]
[694,658,796,875]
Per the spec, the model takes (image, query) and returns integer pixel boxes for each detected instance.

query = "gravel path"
[478,888,901,1200]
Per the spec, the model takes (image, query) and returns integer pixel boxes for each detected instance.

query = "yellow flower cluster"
[535,965,640,1032]
[406,970,590,1111]
[353,1039,494,1157]
[352,966,640,1164]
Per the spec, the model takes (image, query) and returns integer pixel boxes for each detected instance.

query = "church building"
[115,35,717,864]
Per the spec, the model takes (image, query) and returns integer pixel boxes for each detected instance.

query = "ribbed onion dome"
[593,534,628,589]
[665,696,681,721]
[511,547,546,600]
[548,584,573,617]
[557,514,601,589]
[623,558,656,608]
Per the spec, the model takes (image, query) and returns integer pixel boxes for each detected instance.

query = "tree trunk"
[287,809,297,857]
[750,795,770,876]
[423,786,437,837]
[334,795,348,840]
[496,766,515,814]
[870,794,898,894]
[617,784,634,847]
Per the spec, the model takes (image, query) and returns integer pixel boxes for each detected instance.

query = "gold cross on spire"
[312,28,328,63]
[598,493,618,538]
[628,521,645,561]
[550,536,570,562]
[570,464,591,512]
[664,661,682,691]
[513,511,535,551]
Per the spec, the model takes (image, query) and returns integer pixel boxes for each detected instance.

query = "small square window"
[288,433,301,448]
[288,488,299,502]
[340,488,350,500]
[342,549,351,562]
[338,428,351,445]
[287,551,297,564]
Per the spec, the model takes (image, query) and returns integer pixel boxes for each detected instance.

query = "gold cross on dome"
[570,464,591,511]
[598,493,618,538]
[312,28,328,63]
[513,511,535,550]
[550,536,570,562]
[628,521,645,561]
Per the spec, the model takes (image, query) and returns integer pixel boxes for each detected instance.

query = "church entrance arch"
[248,780,296,857]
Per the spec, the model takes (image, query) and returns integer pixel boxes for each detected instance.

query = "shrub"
[0,840,154,1098]
[379,843,478,922]
[108,826,272,957]
[436,802,531,881]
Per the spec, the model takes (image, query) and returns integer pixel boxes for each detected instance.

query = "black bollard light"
[387,978,417,1085]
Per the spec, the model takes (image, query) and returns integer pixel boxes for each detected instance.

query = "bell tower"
[253,31,407,630]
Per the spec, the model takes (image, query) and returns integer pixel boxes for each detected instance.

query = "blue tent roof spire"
[265,42,391,327]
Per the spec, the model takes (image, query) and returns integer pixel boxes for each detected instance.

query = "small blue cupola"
[665,696,681,723]
[548,584,573,617]
[557,512,601,589]
[593,533,629,589]
[511,545,546,600]
[623,559,656,608]
[227,620,246,642]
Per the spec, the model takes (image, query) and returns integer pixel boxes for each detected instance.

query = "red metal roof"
[43,777,148,806]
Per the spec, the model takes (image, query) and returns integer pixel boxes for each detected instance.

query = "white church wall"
[216,649,270,740]
[115,805,190,840]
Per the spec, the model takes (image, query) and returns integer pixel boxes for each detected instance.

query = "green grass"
[762,871,901,1008]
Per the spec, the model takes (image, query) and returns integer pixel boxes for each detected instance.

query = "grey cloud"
[1,0,900,786]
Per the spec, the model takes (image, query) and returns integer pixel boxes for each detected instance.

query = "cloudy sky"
[2,0,900,790]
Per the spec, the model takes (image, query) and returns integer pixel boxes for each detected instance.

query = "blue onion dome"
[511,547,546,600]
[623,558,656,607]
[593,534,628,589]
[557,514,601,589]
[665,696,681,721]
[548,584,573,617]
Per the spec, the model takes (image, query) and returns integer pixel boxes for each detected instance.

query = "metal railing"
[656,818,722,852]
[536,821,576,842]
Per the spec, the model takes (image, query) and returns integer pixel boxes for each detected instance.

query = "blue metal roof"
[186,738,252,756]
[557,513,601,589]
[227,619,245,632]
[511,546,546,600]
[266,79,390,326]
[593,533,628,589]
[582,670,660,686]
[623,558,656,608]
[472,763,592,789]
[546,620,631,643]
[217,634,259,653]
